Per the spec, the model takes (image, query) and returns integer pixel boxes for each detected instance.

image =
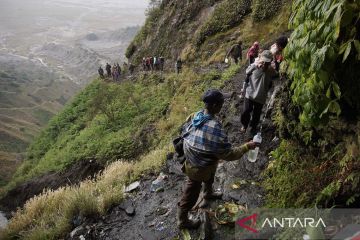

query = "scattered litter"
[155,207,169,216]
[79,235,85,240]
[72,215,83,227]
[231,180,248,189]
[70,226,84,238]
[155,221,166,231]
[272,136,280,143]
[215,203,247,225]
[267,161,275,170]
[150,172,168,192]
[124,181,140,193]
[181,229,192,240]
[147,220,156,227]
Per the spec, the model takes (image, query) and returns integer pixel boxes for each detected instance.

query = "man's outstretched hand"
[246,141,257,150]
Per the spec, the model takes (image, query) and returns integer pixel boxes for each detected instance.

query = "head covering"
[254,41,259,47]
[270,44,279,55]
[259,50,273,63]
[275,36,288,49]
[202,89,224,104]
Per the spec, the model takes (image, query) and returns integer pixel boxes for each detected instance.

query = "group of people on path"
[98,63,121,81]
[98,56,184,79]
[142,56,165,72]
[98,62,137,81]
[141,56,183,74]
[177,36,288,229]
[240,36,288,135]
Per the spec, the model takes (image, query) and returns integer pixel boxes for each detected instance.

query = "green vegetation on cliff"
[126,0,291,64]
[264,0,360,208]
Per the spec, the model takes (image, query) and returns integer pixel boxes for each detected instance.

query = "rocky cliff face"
[126,0,289,65]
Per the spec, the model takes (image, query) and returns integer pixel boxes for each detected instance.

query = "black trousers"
[241,98,263,131]
[232,56,241,64]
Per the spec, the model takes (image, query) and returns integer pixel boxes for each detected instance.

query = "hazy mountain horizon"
[0,0,149,187]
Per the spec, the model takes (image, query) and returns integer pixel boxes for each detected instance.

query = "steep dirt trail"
[0,159,104,216]
[66,65,281,240]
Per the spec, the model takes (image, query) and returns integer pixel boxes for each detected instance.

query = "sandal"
[240,127,246,133]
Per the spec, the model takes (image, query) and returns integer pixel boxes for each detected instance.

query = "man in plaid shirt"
[177,89,256,229]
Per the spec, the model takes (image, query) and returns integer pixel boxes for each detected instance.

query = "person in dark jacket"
[177,89,256,229]
[226,40,243,64]
[150,57,154,71]
[240,50,276,135]
[117,63,122,76]
[159,56,165,71]
[145,57,151,71]
[98,66,104,79]
[105,63,111,77]
[175,58,182,74]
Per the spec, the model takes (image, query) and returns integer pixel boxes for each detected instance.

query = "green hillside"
[0,54,79,188]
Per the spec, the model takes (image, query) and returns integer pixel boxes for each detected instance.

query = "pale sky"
[0,0,149,34]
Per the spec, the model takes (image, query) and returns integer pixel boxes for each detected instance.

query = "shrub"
[252,0,283,22]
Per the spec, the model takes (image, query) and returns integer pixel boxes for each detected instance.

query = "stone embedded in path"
[125,206,135,216]
[119,199,136,216]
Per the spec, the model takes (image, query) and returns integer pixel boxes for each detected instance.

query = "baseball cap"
[202,89,224,104]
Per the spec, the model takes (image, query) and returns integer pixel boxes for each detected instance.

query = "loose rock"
[124,181,140,193]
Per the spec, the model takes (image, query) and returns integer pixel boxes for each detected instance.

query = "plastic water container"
[150,172,167,192]
[248,133,262,162]
[225,58,229,63]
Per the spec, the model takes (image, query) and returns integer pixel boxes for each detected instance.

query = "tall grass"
[0,146,169,240]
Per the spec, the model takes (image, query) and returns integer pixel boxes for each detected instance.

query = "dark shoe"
[204,190,223,200]
[177,208,200,229]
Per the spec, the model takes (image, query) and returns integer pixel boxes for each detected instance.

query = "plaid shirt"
[183,117,232,167]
